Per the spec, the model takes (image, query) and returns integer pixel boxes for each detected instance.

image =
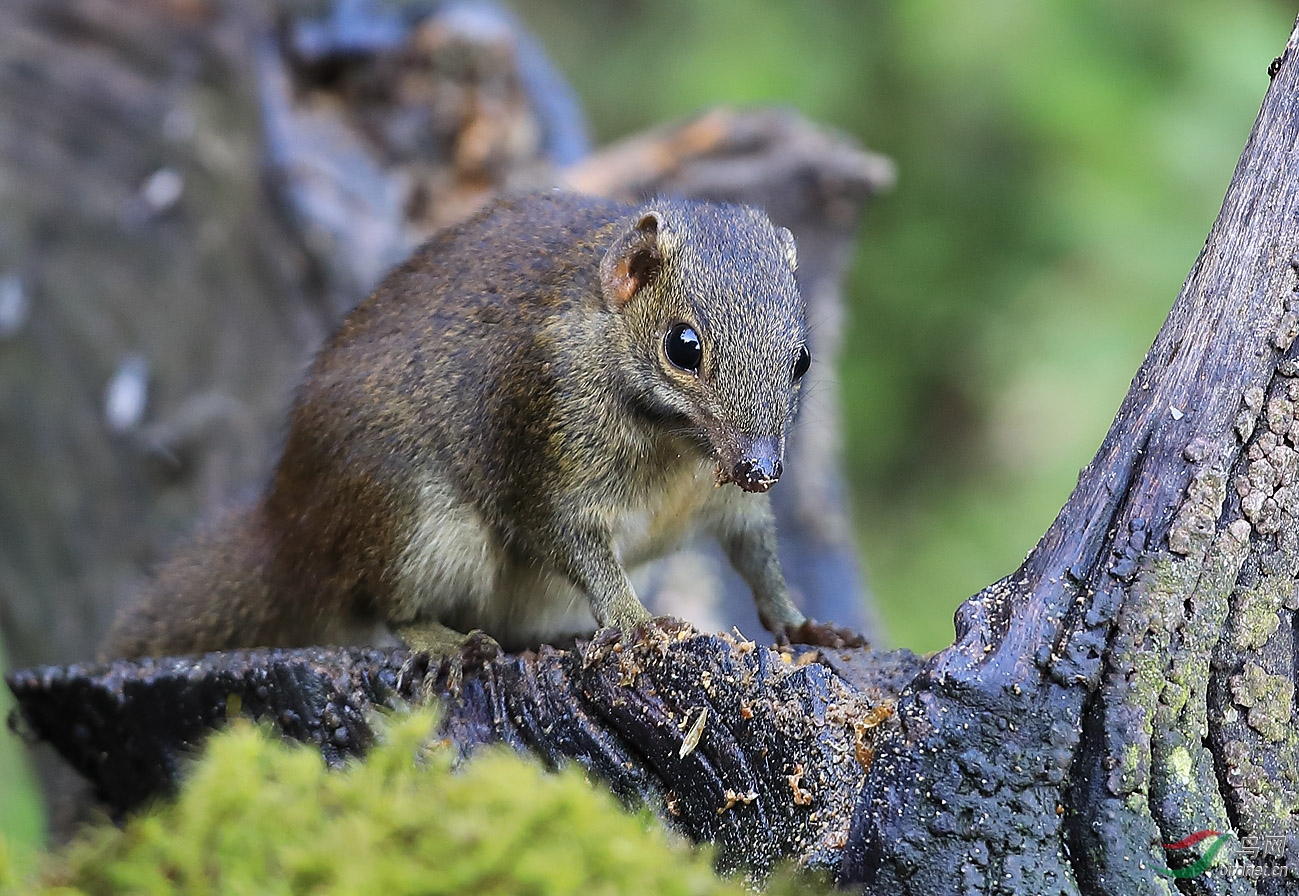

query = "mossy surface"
[1,711,828,896]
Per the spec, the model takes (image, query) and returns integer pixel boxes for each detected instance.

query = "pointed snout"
[730,436,784,493]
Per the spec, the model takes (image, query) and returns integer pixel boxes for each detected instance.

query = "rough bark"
[6,634,922,874]
[10,4,1299,895]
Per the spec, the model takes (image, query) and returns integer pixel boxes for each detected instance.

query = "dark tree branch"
[6,634,921,875]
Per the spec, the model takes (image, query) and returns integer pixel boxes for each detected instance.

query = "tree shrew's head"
[600,199,809,493]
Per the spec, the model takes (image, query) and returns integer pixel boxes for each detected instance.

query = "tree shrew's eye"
[665,323,702,373]
[793,345,811,381]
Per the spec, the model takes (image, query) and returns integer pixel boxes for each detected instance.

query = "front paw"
[775,619,869,650]
[397,627,502,701]
[455,629,503,666]
[582,616,693,667]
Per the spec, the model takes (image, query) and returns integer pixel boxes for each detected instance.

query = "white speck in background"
[0,273,29,339]
[105,355,150,433]
[141,168,184,214]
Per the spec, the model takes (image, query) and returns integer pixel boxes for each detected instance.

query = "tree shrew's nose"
[732,436,783,493]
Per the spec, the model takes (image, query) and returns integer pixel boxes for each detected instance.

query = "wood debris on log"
[7,629,920,875]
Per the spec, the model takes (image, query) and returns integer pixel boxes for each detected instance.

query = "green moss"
[3,712,829,895]
[1230,574,1288,650]
[1231,662,1295,743]
[1165,746,1192,783]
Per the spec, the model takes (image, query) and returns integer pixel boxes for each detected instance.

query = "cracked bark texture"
[7,634,922,875]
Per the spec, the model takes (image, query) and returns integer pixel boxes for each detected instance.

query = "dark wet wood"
[6,632,921,875]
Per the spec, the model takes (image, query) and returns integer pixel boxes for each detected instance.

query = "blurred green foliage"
[521,0,1294,650]
[0,639,43,872]
[2,711,831,895]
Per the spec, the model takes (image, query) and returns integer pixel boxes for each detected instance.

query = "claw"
[396,651,432,699]
[397,629,502,702]
[775,619,869,651]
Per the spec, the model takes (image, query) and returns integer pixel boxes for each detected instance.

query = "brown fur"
[103,192,814,658]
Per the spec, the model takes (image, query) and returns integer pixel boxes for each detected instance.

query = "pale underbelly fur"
[391,461,717,647]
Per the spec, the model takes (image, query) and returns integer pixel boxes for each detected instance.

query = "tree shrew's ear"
[776,226,798,271]
[601,212,665,308]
